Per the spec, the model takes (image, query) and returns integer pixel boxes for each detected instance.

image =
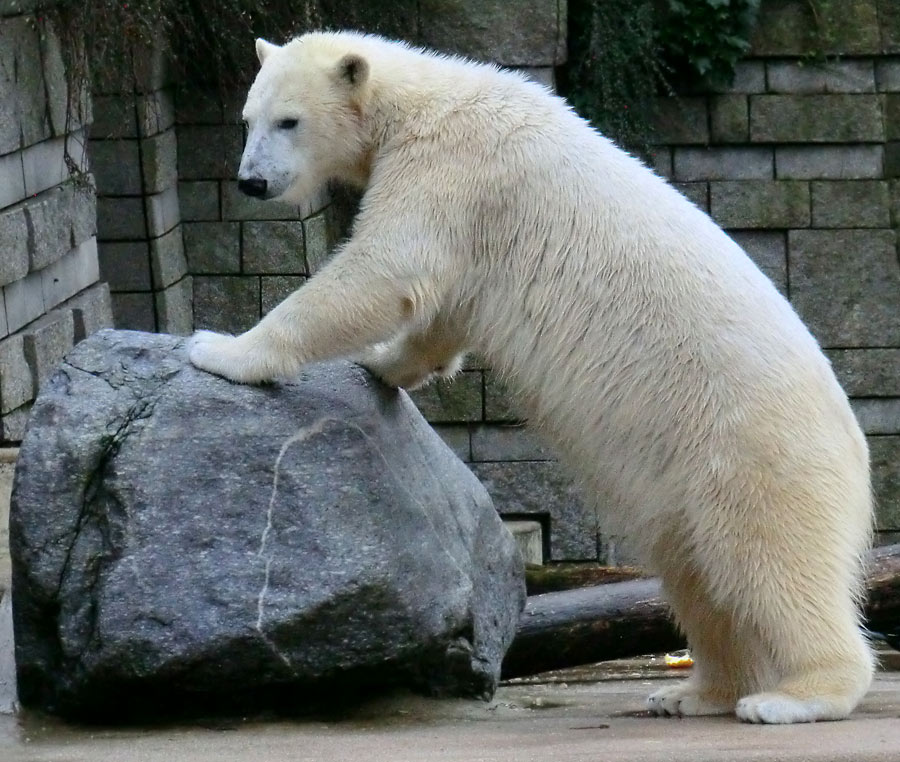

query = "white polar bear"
[189,31,874,724]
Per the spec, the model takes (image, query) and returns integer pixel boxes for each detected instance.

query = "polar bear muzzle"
[237,177,268,198]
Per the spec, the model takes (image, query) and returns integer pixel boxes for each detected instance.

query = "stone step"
[503,519,544,565]
[0,448,15,597]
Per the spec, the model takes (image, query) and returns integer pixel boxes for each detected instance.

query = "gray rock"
[750,0,880,57]
[243,221,306,275]
[183,222,241,274]
[728,232,787,295]
[261,276,306,315]
[0,593,16,715]
[0,334,33,416]
[10,330,524,720]
[789,229,900,347]
[63,282,114,344]
[408,371,484,424]
[811,180,891,228]
[710,181,810,229]
[709,95,749,143]
[651,97,709,145]
[825,349,900,397]
[870,436,900,532]
[765,60,875,94]
[673,147,773,181]
[149,228,188,290]
[776,145,884,180]
[109,293,156,333]
[177,181,220,222]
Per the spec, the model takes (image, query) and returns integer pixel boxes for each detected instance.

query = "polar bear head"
[237,34,372,203]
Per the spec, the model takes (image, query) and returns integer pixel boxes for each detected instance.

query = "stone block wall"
[90,39,192,335]
[175,92,332,336]
[0,3,112,444]
[650,0,900,544]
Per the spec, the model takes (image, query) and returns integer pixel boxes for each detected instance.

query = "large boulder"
[10,330,524,720]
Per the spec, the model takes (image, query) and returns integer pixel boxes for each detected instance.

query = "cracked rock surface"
[10,330,525,721]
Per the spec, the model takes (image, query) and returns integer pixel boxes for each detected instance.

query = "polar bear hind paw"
[736,693,842,724]
[647,683,733,717]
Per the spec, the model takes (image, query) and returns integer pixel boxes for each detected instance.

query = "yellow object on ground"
[665,649,694,668]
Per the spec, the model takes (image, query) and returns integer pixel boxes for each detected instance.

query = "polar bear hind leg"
[647,517,872,723]
[733,598,873,724]
[648,537,750,717]
[728,517,873,723]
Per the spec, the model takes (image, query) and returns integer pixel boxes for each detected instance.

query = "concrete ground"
[2,448,900,761]
[1,668,899,762]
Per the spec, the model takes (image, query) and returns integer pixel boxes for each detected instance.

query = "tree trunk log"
[503,578,683,679]
[503,544,900,679]
[524,563,646,595]
[866,544,900,643]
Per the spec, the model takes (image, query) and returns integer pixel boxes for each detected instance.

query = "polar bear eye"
[277,118,299,130]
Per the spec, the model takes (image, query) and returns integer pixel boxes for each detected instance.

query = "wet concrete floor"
[1,656,899,762]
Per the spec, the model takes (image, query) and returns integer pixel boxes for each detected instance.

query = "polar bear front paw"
[188,330,274,385]
[189,330,241,380]
[647,683,733,717]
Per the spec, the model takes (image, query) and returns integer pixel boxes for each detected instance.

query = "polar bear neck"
[306,33,543,181]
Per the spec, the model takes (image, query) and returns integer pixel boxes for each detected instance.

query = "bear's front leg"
[188,240,445,385]
[357,320,466,389]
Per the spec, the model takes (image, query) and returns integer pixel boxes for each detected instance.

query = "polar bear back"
[357,35,866,535]
[268,33,870,549]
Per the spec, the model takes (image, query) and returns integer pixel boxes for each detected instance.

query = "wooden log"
[503,544,900,679]
[866,544,900,646]
[525,563,646,595]
[502,578,683,679]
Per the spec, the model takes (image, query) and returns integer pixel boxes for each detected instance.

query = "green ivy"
[45,0,321,93]
[659,0,761,88]
[43,0,760,156]
[561,0,663,155]
[562,0,761,153]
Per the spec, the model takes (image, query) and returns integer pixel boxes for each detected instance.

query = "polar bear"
[189,31,874,724]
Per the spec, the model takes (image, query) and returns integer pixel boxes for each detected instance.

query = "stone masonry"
[0,2,113,444]
[176,90,332,336]
[89,37,191,334]
[651,0,900,546]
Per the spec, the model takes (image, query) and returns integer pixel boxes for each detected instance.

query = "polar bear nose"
[238,178,268,198]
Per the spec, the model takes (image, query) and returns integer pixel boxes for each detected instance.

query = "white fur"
[189,31,875,723]
[648,681,733,717]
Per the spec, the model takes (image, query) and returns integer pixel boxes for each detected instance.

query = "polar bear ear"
[256,38,280,65]
[335,53,369,88]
